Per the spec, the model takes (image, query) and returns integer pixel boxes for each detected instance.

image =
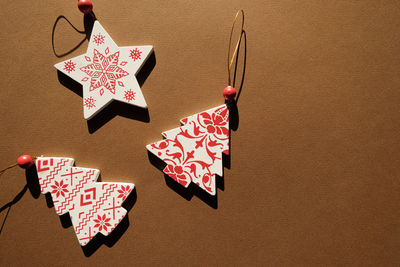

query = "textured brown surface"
[0,0,399,265]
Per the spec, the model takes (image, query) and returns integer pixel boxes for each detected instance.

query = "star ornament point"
[54,21,153,120]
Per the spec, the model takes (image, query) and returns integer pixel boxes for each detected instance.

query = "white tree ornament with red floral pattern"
[146,105,229,195]
[54,21,153,120]
[36,157,134,246]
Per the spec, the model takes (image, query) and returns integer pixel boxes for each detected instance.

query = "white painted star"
[55,21,153,120]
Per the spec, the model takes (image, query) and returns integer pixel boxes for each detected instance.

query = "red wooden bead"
[78,0,93,14]
[17,155,34,169]
[223,86,236,102]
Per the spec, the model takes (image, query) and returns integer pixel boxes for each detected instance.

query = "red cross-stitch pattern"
[93,214,111,231]
[80,49,129,96]
[36,157,134,246]
[93,33,105,45]
[129,48,142,61]
[117,185,131,200]
[84,97,96,109]
[123,89,136,102]
[51,180,69,198]
[63,60,76,73]
[147,105,229,195]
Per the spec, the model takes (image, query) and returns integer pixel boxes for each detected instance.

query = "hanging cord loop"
[223,10,246,104]
[227,10,245,86]
[51,15,87,58]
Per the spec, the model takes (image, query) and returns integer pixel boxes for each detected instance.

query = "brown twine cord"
[0,156,35,235]
[227,10,245,86]
[0,157,37,178]
[0,164,18,178]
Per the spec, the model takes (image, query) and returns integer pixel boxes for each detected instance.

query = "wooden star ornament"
[54,21,153,120]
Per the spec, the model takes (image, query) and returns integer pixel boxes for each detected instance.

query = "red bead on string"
[78,0,93,14]
[17,155,34,169]
[223,86,236,102]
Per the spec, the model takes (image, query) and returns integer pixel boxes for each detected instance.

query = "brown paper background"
[0,0,399,265]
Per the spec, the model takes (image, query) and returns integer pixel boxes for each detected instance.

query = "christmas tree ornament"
[146,10,245,197]
[35,156,134,246]
[1,155,135,246]
[147,105,229,195]
[54,2,153,120]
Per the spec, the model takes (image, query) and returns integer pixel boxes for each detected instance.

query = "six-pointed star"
[55,21,153,120]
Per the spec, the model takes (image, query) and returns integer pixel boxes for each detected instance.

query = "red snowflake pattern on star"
[129,48,142,61]
[51,180,69,198]
[117,185,131,200]
[93,214,111,231]
[93,33,105,45]
[63,60,76,73]
[84,96,96,109]
[80,49,129,96]
[123,89,136,102]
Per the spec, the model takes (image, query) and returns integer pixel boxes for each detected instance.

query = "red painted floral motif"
[129,48,142,61]
[164,163,191,187]
[147,105,229,195]
[51,180,69,197]
[80,49,129,96]
[93,33,105,45]
[93,214,111,231]
[64,60,76,73]
[84,96,96,109]
[124,89,136,102]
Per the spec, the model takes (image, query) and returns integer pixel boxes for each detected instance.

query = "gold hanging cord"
[227,10,245,86]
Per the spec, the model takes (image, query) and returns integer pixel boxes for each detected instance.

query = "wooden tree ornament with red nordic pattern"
[36,156,135,246]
